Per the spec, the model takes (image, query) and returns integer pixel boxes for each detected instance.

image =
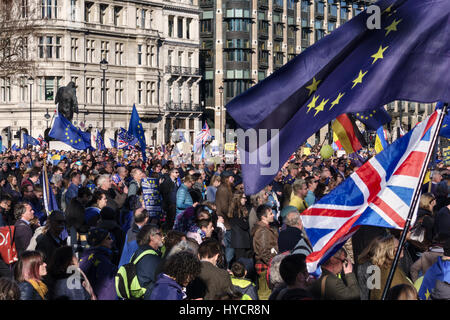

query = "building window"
[200,19,212,33]
[328,21,336,32]
[352,3,362,16]
[186,18,192,39]
[101,79,109,104]
[115,43,123,65]
[203,80,213,100]
[301,0,310,12]
[101,41,109,60]
[85,2,93,22]
[146,81,153,105]
[55,36,61,59]
[141,9,146,29]
[46,36,53,58]
[137,44,142,65]
[226,49,250,62]
[41,0,59,19]
[38,76,61,101]
[340,1,348,21]
[328,0,337,17]
[70,0,76,21]
[287,0,295,10]
[200,40,213,66]
[115,80,123,105]
[178,17,183,38]
[0,78,11,102]
[137,81,143,104]
[226,19,250,32]
[20,0,28,18]
[178,51,183,67]
[99,4,107,24]
[315,20,324,41]
[315,0,324,15]
[71,38,78,61]
[19,77,28,102]
[85,78,94,104]
[168,16,174,37]
[85,39,95,63]
[146,45,153,66]
[114,6,122,26]
[226,80,251,98]
[39,36,62,59]
[18,37,28,60]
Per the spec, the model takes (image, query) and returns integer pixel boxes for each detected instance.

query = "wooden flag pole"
[381,103,448,300]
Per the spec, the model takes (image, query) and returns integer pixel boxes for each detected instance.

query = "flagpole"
[381,103,448,300]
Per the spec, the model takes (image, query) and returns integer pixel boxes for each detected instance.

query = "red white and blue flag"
[303,110,440,273]
[194,123,211,155]
[37,134,47,148]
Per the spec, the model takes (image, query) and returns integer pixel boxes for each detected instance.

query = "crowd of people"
[0,142,449,301]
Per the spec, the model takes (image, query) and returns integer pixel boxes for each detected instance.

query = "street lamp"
[44,108,50,129]
[100,59,108,137]
[28,77,33,136]
[218,85,223,144]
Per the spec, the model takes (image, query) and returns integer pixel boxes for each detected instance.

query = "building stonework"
[0,0,202,148]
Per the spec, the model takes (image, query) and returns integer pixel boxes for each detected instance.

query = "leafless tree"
[0,0,37,82]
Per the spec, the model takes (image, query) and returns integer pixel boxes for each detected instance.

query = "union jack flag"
[117,128,138,149]
[37,134,47,148]
[194,123,211,154]
[303,110,440,273]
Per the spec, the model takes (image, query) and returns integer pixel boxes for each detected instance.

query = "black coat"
[278,226,304,253]
[230,217,251,249]
[159,177,177,211]
[35,232,67,264]
[14,220,34,255]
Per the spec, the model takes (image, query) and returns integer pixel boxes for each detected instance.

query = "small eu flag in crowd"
[95,129,106,151]
[128,104,147,162]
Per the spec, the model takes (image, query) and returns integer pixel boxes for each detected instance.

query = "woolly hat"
[87,228,109,247]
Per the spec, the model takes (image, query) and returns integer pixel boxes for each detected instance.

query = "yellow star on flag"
[352,70,368,89]
[306,77,321,96]
[371,45,389,64]
[329,92,345,110]
[306,95,320,113]
[382,5,393,15]
[425,289,431,300]
[314,98,329,116]
[385,18,402,36]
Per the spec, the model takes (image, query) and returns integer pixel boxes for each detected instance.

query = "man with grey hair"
[278,210,312,256]
[133,224,164,299]
[97,174,126,213]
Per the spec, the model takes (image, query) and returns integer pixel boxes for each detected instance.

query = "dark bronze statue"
[55,81,79,122]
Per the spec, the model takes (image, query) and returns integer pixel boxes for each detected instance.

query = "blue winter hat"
[87,228,109,247]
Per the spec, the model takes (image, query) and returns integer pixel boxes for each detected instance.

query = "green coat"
[312,269,361,300]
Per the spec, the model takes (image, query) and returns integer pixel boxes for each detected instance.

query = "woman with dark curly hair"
[148,251,201,300]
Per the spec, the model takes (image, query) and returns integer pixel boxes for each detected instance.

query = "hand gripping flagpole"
[381,103,448,300]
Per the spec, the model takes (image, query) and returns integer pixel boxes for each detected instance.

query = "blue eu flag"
[436,102,450,138]
[226,0,450,194]
[109,138,117,148]
[49,113,92,150]
[353,107,392,131]
[22,133,40,148]
[128,104,147,162]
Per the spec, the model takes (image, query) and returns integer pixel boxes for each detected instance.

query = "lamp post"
[100,59,108,137]
[28,77,33,136]
[218,85,223,144]
[44,108,50,129]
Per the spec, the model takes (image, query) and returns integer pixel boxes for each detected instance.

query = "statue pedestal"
[49,141,76,152]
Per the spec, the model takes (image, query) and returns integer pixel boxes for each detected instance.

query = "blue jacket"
[84,207,101,225]
[51,277,91,300]
[18,281,45,300]
[65,183,79,207]
[148,273,186,300]
[79,246,118,300]
[419,256,450,300]
[118,224,140,268]
[176,184,193,215]
[133,245,162,296]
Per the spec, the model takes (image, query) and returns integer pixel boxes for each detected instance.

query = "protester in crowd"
[176,175,196,217]
[35,211,67,264]
[386,284,419,300]
[46,246,95,300]
[159,168,179,230]
[206,175,221,203]
[65,171,81,208]
[84,189,108,226]
[227,191,252,265]
[248,190,268,235]
[418,237,450,300]
[132,224,163,299]
[0,194,13,226]
[230,261,258,300]
[252,204,278,300]
[304,176,318,207]
[14,251,48,300]
[282,163,298,185]
[368,234,412,300]
[289,181,309,214]
[79,228,117,300]
[96,206,125,265]
[271,254,314,300]
[0,277,21,300]
[190,173,204,204]
[215,171,235,266]
[187,239,234,300]
[434,203,450,238]
[410,233,447,282]
[278,210,312,256]
[128,168,144,198]
[4,175,21,203]
[13,202,38,255]
[149,251,201,300]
